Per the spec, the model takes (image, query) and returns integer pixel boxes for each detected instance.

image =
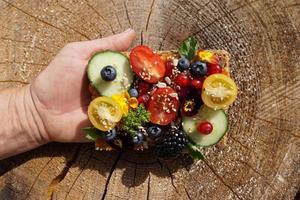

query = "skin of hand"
[0,29,136,159]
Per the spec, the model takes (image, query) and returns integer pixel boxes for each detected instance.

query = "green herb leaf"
[83,127,105,141]
[187,142,204,160]
[178,37,199,60]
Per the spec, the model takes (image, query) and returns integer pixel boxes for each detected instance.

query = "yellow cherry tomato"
[88,96,122,131]
[201,74,237,109]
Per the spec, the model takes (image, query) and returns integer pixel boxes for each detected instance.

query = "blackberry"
[154,127,188,158]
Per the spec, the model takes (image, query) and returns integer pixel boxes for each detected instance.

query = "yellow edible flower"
[111,92,140,116]
[111,92,130,116]
[128,97,139,109]
[197,50,218,64]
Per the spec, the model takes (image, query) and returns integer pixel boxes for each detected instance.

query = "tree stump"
[0,0,299,199]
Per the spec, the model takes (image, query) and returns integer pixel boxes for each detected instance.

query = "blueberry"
[101,65,117,81]
[147,126,162,138]
[177,58,190,71]
[104,128,117,141]
[190,61,207,77]
[128,88,139,97]
[132,132,144,145]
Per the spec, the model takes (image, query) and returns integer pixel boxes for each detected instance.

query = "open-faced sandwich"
[83,37,238,159]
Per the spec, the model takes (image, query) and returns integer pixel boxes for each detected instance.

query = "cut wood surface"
[0,0,299,199]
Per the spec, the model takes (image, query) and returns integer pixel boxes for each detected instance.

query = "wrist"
[11,85,50,146]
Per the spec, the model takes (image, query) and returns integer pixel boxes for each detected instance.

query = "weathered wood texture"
[0,0,299,199]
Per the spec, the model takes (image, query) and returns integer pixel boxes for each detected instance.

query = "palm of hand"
[30,30,136,142]
[31,44,92,142]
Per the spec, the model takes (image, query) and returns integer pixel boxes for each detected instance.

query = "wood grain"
[0,0,299,199]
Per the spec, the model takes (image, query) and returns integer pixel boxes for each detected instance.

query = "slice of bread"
[92,49,231,151]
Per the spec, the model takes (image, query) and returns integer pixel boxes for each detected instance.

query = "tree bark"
[0,0,299,199]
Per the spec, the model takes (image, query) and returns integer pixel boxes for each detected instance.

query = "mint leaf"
[187,142,204,160]
[178,37,198,60]
[83,127,105,141]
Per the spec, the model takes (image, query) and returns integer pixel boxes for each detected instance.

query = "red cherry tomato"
[138,81,151,94]
[191,79,203,90]
[165,60,174,76]
[148,87,179,125]
[175,73,190,87]
[197,121,213,135]
[130,45,166,83]
[207,63,222,75]
[137,94,150,106]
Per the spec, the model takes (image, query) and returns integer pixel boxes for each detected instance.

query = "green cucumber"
[182,106,228,147]
[87,51,133,96]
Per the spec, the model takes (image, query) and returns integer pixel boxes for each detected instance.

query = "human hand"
[29,29,136,142]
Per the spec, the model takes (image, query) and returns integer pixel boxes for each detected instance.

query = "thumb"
[81,29,136,55]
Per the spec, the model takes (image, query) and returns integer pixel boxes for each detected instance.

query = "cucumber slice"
[182,106,228,147]
[88,51,133,96]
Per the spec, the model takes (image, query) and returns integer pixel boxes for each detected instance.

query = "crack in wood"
[1,37,55,54]
[123,1,132,27]
[183,185,192,200]
[1,37,29,44]
[47,144,82,200]
[140,31,144,45]
[109,0,122,29]
[203,159,242,200]
[62,150,95,200]
[258,142,298,200]
[64,24,91,40]
[158,29,171,50]
[133,163,137,186]
[24,158,53,199]
[122,157,158,165]
[158,5,180,50]
[238,160,279,194]
[0,80,29,85]
[84,0,115,34]
[282,95,300,101]
[101,151,122,200]
[192,0,260,36]
[255,116,300,138]
[146,175,150,200]
[2,0,69,35]
[165,164,179,194]
[0,61,47,66]
[229,135,250,150]
[156,159,163,169]
[54,0,103,39]
[145,0,156,31]
[284,3,300,8]
[82,190,88,200]
[244,0,274,49]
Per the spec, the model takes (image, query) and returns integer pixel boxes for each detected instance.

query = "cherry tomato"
[191,79,203,90]
[207,63,222,75]
[165,60,174,76]
[175,73,190,87]
[202,74,238,109]
[130,45,166,83]
[88,97,122,131]
[197,121,213,135]
[147,87,179,125]
[138,81,151,94]
[137,94,150,106]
